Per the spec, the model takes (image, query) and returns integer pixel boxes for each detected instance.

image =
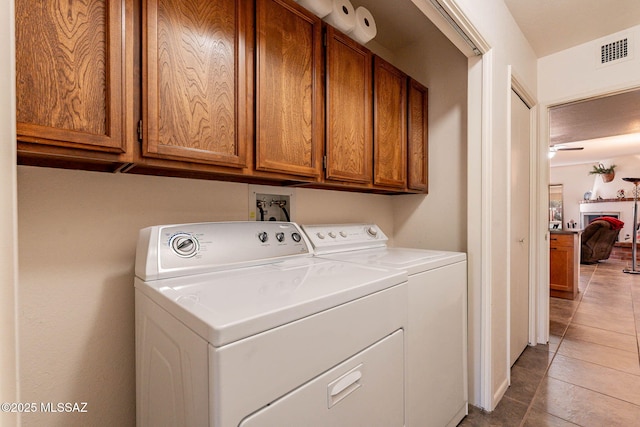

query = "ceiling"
[548,91,640,167]
[550,90,640,144]
[503,0,640,58]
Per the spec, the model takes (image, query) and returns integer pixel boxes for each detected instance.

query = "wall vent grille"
[601,38,628,64]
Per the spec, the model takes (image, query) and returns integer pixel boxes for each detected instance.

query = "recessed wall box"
[249,185,296,222]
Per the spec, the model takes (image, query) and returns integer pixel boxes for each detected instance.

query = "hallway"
[459,259,640,426]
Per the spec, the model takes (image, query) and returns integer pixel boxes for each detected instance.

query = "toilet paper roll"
[297,0,333,18]
[323,0,356,34]
[348,6,377,44]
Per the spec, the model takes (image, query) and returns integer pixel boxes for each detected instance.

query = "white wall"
[17,166,395,426]
[539,25,640,104]
[0,0,18,425]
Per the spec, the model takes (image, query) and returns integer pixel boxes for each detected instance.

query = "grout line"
[517,263,598,427]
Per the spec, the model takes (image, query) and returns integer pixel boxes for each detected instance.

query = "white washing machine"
[134,221,408,427]
[301,223,468,427]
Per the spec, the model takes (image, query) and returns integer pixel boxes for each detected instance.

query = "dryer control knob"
[366,226,378,237]
[291,232,302,242]
[328,232,336,238]
[316,232,325,239]
[339,231,347,238]
[276,232,285,242]
[169,233,199,258]
[258,231,269,243]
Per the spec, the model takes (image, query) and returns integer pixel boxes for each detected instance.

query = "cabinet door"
[16,0,126,153]
[143,0,252,167]
[550,245,573,292]
[407,79,428,192]
[255,0,322,178]
[325,27,372,184]
[373,56,407,189]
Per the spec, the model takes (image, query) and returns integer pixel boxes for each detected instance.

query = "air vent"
[601,38,628,64]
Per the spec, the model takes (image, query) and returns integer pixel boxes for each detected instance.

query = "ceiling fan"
[548,144,584,158]
[550,144,584,152]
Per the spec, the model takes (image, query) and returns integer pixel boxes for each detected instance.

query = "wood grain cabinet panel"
[325,27,373,185]
[550,232,580,300]
[407,78,428,192]
[16,0,128,160]
[373,56,407,189]
[255,0,322,179]
[143,0,252,168]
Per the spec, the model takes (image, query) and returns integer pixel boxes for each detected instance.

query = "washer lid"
[317,247,467,275]
[136,257,406,347]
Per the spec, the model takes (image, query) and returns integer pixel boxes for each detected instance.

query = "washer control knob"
[276,232,285,242]
[170,233,199,258]
[328,232,336,238]
[339,231,347,238]
[291,232,302,242]
[366,226,378,237]
[316,232,325,239]
[258,231,269,243]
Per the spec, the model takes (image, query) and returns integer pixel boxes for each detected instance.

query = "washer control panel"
[136,222,311,280]
[301,223,388,254]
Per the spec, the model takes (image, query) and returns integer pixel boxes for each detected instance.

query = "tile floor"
[458,258,640,426]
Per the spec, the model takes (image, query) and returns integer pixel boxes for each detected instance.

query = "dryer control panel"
[135,222,311,281]
[301,224,388,254]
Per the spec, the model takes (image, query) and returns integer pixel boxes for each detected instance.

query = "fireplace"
[581,212,620,228]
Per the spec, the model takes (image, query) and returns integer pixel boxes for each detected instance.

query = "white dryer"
[301,223,468,427]
[134,221,408,427]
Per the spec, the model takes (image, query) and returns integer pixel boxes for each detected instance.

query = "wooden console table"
[550,230,581,300]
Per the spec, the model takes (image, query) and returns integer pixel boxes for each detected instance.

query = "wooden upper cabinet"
[255,0,323,179]
[373,55,407,190]
[407,78,429,192]
[325,27,373,185]
[143,0,252,168]
[16,0,127,154]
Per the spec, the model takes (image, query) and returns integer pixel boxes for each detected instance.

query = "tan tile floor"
[458,259,640,426]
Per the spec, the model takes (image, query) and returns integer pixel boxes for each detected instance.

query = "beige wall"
[391,23,468,253]
[17,166,396,426]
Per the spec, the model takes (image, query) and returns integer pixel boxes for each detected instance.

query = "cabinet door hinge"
[137,120,143,142]
[323,155,327,170]
[323,31,327,47]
